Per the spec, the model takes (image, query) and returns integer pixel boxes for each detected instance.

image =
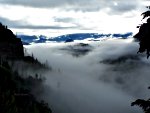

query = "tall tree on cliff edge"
[134,6,150,58]
[131,6,150,113]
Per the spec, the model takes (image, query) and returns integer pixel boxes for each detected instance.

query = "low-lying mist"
[24,38,150,113]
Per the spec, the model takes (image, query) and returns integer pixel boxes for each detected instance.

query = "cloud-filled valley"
[1,0,150,113]
[23,37,150,113]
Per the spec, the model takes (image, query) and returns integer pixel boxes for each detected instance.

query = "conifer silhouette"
[134,6,150,58]
[131,7,150,113]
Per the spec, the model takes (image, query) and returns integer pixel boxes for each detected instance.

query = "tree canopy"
[134,6,150,58]
[131,6,150,113]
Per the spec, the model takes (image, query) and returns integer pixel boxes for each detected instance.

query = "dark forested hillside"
[0,23,24,58]
[0,23,52,113]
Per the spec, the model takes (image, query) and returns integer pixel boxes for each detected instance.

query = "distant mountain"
[17,35,38,43]
[17,32,133,45]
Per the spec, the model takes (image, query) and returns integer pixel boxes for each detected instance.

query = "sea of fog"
[24,38,150,113]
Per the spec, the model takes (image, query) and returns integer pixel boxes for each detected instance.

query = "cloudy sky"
[0,0,149,36]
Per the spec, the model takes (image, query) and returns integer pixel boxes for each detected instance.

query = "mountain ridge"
[17,32,133,44]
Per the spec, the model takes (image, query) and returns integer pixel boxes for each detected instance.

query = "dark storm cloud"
[0,0,145,13]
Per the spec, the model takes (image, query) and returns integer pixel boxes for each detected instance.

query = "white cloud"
[24,38,150,113]
[0,0,146,13]
[0,0,147,35]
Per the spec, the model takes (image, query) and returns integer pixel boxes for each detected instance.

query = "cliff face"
[0,23,24,59]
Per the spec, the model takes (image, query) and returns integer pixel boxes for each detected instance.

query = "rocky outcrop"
[0,23,24,59]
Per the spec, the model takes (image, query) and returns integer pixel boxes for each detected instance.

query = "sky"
[0,0,149,36]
